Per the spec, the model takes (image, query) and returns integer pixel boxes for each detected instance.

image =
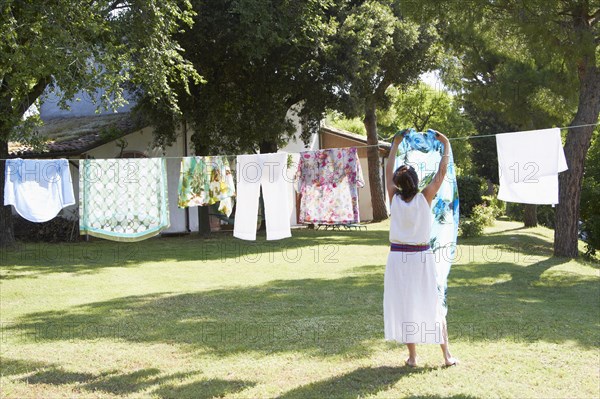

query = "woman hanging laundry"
[383,129,459,367]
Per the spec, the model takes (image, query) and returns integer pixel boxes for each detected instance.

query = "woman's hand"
[434,130,449,144]
[394,129,409,144]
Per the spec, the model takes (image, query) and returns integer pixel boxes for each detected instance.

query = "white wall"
[278,106,318,226]
[357,157,391,222]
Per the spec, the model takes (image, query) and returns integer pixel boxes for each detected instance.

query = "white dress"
[384,193,444,344]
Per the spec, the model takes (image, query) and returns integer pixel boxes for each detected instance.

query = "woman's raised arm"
[386,130,406,203]
[422,131,450,206]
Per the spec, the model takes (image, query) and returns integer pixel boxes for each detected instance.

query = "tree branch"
[16,77,50,116]
[374,75,392,101]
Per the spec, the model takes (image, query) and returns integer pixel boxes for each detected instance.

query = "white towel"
[496,128,568,205]
[4,159,75,222]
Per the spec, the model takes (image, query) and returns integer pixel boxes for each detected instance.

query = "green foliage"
[437,2,582,184]
[459,219,484,238]
[332,3,440,118]
[506,203,556,230]
[460,203,495,238]
[581,129,600,257]
[383,82,475,174]
[13,216,78,242]
[0,0,201,141]
[325,111,366,135]
[438,3,579,130]
[456,175,486,217]
[139,0,341,154]
[537,206,556,230]
[472,204,496,227]
[481,194,506,219]
[10,114,47,152]
[462,107,517,184]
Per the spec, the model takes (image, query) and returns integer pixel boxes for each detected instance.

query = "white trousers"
[233,153,292,241]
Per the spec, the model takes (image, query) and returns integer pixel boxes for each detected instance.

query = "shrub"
[482,190,506,218]
[13,215,79,242]
[581,184,600,256]
[580,131,600,257]
[459,203,496,238]
[459,219,484,238]
[456,175,487,217]
[537,206,556,229]
[505,203,555,229]
[472,204,495,227]
[506,202,523,221]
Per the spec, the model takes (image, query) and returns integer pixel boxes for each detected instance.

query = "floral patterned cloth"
[296,147,365,224]
[79,158,170,242]
[178,156,235,217]
[395,128,460,315]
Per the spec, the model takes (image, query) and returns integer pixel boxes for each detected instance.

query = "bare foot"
[405,357,418,367]
[443,357,459,367]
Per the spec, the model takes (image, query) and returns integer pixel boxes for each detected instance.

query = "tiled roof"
[320,125,392,148]
[9,113,144,158]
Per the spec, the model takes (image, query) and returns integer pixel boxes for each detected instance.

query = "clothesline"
[3,122,598,161]
[377,122,599,142]
[449,122,599,141]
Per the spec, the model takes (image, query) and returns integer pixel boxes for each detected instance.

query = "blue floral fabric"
[394,128,460,315]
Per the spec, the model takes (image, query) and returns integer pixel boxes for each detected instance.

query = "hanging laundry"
[79,158,170,242]
[178,156,235,217]
[496,128,567,205]
[4,158,75,223]
[233,152,291,241]
[296,147,365,225]
[395,128,460,315]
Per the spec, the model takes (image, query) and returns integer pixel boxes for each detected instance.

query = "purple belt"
[390,243,430,252]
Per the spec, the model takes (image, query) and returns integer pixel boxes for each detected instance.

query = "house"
[9,96,391,235]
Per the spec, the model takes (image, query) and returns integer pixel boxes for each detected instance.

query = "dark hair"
[393,165,419,200]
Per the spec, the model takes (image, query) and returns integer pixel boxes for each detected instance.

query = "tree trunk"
[523,204,538,227]
[0,140,16,247]
[554,60,600,258]
[363,100,388,221]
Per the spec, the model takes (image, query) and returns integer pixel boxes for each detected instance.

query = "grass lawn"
[1,219,598,398]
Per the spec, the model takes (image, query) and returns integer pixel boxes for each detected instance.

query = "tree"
[0,0,200,246]
[435,1,589,230]
[139,0,339,156]
[477,0,598,254]
[135,0,343,234]
[330,0,439,221]
[385,82,475,174]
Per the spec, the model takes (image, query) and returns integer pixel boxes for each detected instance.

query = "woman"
[383,129,458,367]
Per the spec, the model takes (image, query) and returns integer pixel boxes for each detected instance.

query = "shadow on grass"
[154,378,256,399]
[0,227,390,280]
[405,396,480,399]
[1,357,254,397]
[276,365,434,399]
[6,250,599,356]
[1,220,579,281]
